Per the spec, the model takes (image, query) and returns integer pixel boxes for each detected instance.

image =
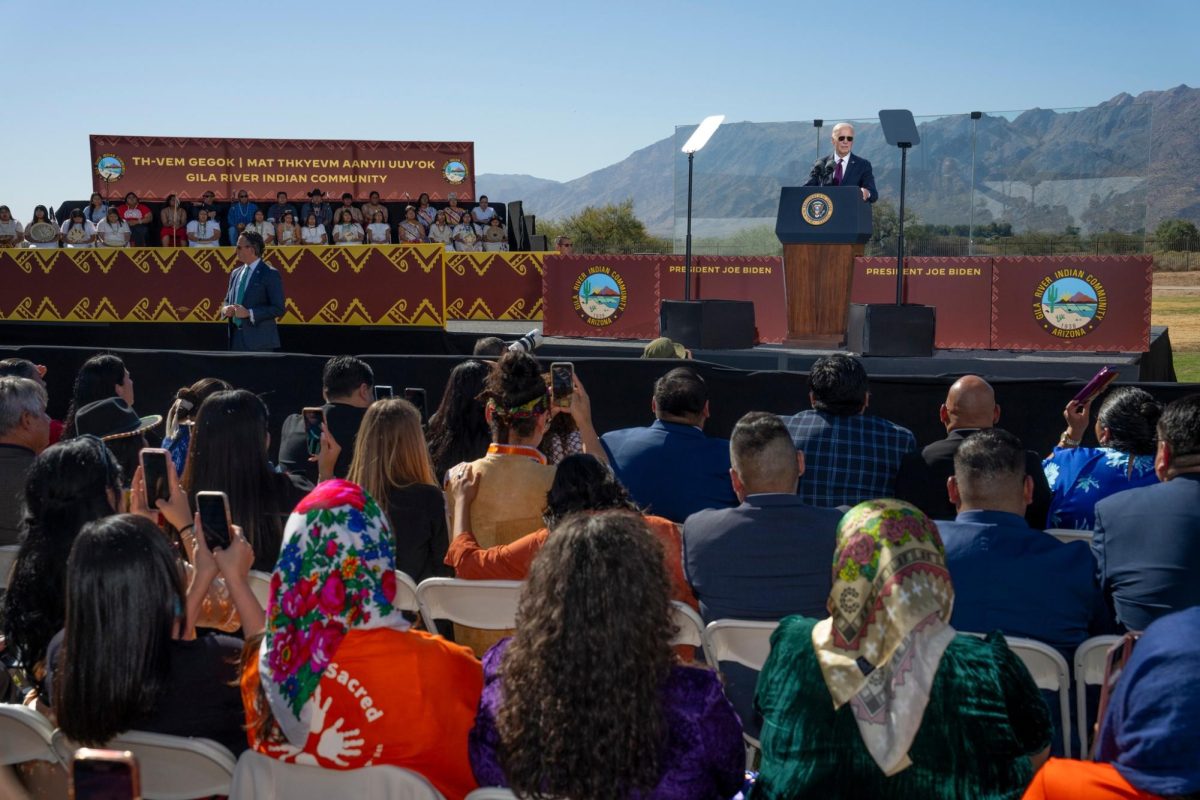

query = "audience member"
[335,192,362,224]
[278,355,374,483]
[1023,607,1200,799]
[245,208,275,245]
[226,190,258,245]
[24,205,59,249]
[0,206,21,248]
[60,207,97,248]
[96,207,130,247]
[186,208,220,247]
[482,216,507,251]
[161,377,231,473]
[159,194,188,247]
[332,208,364,244]
[365,210,390,244]
[62,353,133,439]
[445,455,696,614]
[46,514,249,755]
[894,375,1051,527]
[275,210,300,245]
[0,377,51,545]
[118,192,152,246]
[416,192,437,230]
[83,193,108,226]
[1043,387,1161,530]
[300,189,332,232]
[427,359,492,483]
[360,190,387,224]
[346,398,450,584]
[641,337,690,359]
[781,354,917,507]
[427,210,453,247]
[3,437,122,697]
[452,214,481,251]
[73,397,162,489]
[538,403,582,464]
[265,191,297,225]
[1092,393,1200,632]
[469,511,744,800]
[0,358,61,443]
[241,480,482,796]
[444,192,466,226]
[190,190,219,221]
[182,389,310,571]
[601,367,737,523]
[471,195,497,227]
[939,429,1108,657]
[472,337,506,357]
[398,205,426,243]
[754,499,1051,798]
[554,234,573,253]
[300,212,328,244]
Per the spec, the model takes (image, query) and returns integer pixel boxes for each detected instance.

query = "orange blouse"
[1022,759,1161,800]
[242,627,482,799]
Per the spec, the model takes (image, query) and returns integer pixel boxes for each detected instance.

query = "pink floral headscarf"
[259,479,409,746]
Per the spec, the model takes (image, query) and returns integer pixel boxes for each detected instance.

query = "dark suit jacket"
[938,510,1106,657]
[805,153,878,203]
[225,259,284,351]
[277,402,366,484]
[894,429,1052,528]
[1093,474,1200,632]
[600,420,737,524]
[0,444,36,546]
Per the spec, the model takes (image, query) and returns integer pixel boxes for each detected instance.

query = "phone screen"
[140,449,170,507]
[302,407,324,456]
[196,492,231,550]
[73,751,139,800]
[403,388,427,424]
[1071,366,1119,408]
[551,363,574,407]
[374,384,394,400]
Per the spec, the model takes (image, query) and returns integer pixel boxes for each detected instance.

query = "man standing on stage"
[222,232,284,352]
[805,122,878,203]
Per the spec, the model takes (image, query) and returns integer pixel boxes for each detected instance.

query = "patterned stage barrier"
[0,245,544,328]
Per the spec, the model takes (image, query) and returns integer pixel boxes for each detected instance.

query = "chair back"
[231,749,445,799]
[0,544,19,591]
[66,731,238,800]
[393,570,421,617]
[465,790,519,799]
[416,578,522,631]
[1073,635,1121,757]
[1045,528,1094,544]
[669,602,705,648]
[1002,636,1073,757]
[701,619,779,671]
[247,570,272,608]
[0,703,62,766]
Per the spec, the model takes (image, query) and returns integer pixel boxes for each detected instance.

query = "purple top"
[470,638,746,799]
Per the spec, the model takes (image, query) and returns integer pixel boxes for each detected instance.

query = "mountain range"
[478,85,1200,238]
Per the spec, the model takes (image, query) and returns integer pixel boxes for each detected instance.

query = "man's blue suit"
[1093,473,1200,632]
[224,258,284,352]
[805,153,878,203]
[937,510,1104,657]
[600,419,737,524]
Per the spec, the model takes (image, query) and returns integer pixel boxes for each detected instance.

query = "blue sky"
[4,0,1197,222]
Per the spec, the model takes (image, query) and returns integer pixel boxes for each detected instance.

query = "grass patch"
[1151,293,1200,382]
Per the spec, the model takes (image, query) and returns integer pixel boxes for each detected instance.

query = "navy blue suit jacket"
[225,259,284,351]
[601,420,737,524]
[805,153,878,203]
[938,510,1105,656]
[682,494,841,624]
[1093,473,1200,632]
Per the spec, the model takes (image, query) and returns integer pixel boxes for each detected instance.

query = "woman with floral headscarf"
[753,499,1052,799]
[240,479,482,798]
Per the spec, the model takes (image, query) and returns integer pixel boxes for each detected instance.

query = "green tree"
[870,200,919,247]
[1154,218,1200,252]
[544,200,669,254]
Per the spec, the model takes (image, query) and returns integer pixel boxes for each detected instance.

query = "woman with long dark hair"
[427,359,492,483]
[62,353,133,439]
[469,511,744,799]
[346,398,449,583]
[48,514,248,754]
[3,437,121,696]
[182,389,309,571]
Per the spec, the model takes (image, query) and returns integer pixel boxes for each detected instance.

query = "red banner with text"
[90,135,474,202]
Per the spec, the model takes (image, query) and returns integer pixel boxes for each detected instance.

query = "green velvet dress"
[752,616,1052,800]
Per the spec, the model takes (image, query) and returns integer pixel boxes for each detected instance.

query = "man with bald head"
[895,374,1051,526]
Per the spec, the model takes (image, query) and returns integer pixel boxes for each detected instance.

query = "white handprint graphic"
[316,717,365,766]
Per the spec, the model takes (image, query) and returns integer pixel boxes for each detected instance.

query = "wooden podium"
[775,187,872,344]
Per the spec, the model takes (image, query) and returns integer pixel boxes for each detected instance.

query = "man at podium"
[805,122,878,203]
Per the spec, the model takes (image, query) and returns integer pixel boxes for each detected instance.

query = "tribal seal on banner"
[96,154,125,182]
[1032,269,1108,340]
[572,266,628,327]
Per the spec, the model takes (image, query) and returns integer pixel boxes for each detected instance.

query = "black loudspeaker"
[845,303,936,356]
[529,234,548,251]
[660,300,756,350]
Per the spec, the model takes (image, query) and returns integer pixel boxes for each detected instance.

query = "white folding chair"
[393,570,421,621]
[415,578,522,631]
[0,703,63,767]
[0,544,20,591]
[54,730,237,800]
[702,619,780,761]
[231,749,445,799]
[465,790,519,800]
[1002,637,1073,756]
[1073,635,1121,757]
[1045,528,1094,544]
[247,570,272,609]
[669,601,705,649]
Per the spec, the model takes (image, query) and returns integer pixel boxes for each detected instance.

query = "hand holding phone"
[72,748,141,799]
[551,362,574,408]
[196,491,232,551]
[1071,366,1119,411]
[302,406,324,456]
[139,448,171,508]
[403,387,428,424]
[374,384,394,401]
